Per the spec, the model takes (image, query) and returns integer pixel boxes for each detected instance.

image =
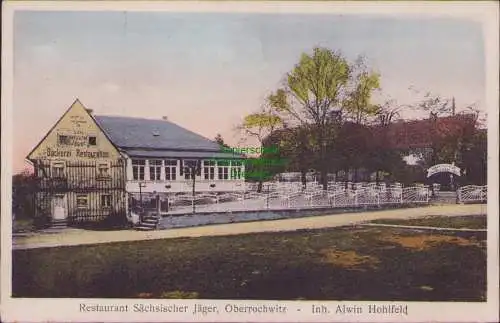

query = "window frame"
[76,194,89,209]
[50,161,66,178]
[57,134,71,146]
[149,159,163,181]
[217,160,229,180]
[88,136,97,146]
[132,159,146,181]
[100,194,112,209]
[164,159,177,181]
[183,159,198,180]
[230,160,243,180]
[203,160,216,180]
[96,161,111,179]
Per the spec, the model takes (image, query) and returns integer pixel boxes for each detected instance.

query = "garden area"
[12,215,486,301]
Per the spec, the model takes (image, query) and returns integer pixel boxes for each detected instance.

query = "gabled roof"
[93,115,222,151]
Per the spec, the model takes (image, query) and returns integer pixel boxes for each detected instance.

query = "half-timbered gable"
[27,99,126,225]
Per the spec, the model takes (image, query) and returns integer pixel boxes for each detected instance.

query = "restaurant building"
[26,99,245,226]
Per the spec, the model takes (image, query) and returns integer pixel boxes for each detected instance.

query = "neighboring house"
[26,99,245,226]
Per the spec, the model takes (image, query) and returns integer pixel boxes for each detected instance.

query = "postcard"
[1,1,498,322]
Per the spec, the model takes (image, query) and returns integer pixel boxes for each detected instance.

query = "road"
[12,204,487,250]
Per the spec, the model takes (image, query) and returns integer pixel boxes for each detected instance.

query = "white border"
[1,1,499,322]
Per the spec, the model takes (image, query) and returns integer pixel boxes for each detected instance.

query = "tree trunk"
[301,170,307,189]
[375,170,380,184]
[321,169,328,190]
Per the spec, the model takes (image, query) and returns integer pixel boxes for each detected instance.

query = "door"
[52,195,67,220]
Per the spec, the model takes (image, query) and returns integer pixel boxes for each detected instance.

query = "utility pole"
[192,165,196,214]
[138,182,147,222]
[184,160,200,214]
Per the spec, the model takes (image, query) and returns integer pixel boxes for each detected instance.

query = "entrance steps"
[51,219,69,229]
[134,214,160,231]
[431,191,458,204]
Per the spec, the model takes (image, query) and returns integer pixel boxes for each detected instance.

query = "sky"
[12,11,486,173]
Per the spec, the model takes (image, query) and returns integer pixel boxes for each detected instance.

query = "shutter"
[179,159,183,176]
[196,160,201,176]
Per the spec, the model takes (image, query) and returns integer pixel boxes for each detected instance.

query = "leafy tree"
[343,56,381,124]
[268,47,381,189]
[237,103,283,191]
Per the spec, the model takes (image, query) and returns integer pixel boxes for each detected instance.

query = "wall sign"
[45,147,110,159]
[427,163,461,178]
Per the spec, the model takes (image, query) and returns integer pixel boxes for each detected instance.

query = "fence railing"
[130,184,431,215]
[457,185,487,203]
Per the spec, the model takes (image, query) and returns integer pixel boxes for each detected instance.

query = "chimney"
[162,116,168,121]
[86,108,93,114]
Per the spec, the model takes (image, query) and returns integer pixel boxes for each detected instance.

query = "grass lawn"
[370,214,487,229]
[12,215,486,301]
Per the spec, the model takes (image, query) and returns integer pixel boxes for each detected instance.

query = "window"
[51,162,65,178]
[230,160,243,179]
[203,160,215,180]
[58,135,71,145]
[88,136,97,146]
[100,194,112,208]
[97,162,110,178]
[149,160,162,181]
[132,159,145,180]
[218,160,229,180]
[165,160,177,180]
[183,160,197,180]
[76,194,88,209]
[184,167,194,180]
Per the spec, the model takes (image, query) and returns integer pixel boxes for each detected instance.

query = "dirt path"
[12,204,487,250]
[359,223,487,232]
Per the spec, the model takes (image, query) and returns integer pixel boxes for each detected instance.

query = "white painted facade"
[122,155,246,194]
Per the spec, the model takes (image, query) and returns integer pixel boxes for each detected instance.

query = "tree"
[264,125,316,188]
[238,102,283,191]
[368,98,404,182]
[373,98,402,127]
[343,56,381,125]
[407,89,484,189]
[461,129,487,185]
[214,133,228,147]
[12,169,37,220]
[268,47,381,189]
